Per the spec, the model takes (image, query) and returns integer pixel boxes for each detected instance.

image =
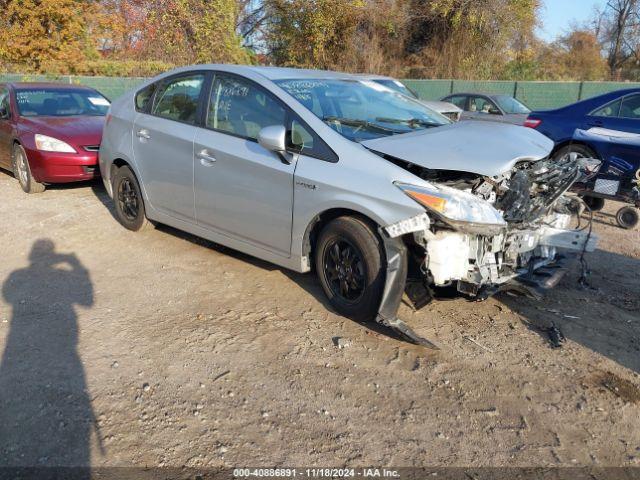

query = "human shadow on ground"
[0,240,96,473]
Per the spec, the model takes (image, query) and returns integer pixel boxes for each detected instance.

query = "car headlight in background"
[396,182,506,232]
[34,134,77,153]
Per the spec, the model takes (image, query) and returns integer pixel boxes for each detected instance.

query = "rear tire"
[112,165,150,231]
[552,144,597,163]
[12,144,45,194]
[315,216,386,322]
[616,206,639,229]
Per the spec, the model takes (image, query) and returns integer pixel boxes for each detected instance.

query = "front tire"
[12,144,45,194]
[315,216,386,322]
[112,166,150,231]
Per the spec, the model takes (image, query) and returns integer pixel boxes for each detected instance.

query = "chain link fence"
[3,73,640,110]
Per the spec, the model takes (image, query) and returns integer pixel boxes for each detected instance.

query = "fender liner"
[376,232,439,349]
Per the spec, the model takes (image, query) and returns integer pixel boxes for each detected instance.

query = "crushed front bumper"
[374,213,598,348]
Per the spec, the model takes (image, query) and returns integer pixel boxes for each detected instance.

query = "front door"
[0,87,13,169]
[132,72,206,222]
[193,73,295,256]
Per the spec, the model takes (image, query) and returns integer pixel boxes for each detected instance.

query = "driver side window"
[207,74,286,140]
[470,96,499,114]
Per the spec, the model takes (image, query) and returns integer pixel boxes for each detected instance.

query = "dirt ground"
[0,169,639,469]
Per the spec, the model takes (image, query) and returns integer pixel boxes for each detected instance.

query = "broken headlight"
[395,182,507,232]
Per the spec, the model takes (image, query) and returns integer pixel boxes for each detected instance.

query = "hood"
[361,121,554,177]
[21,116,105,147]
[421,100,462,114]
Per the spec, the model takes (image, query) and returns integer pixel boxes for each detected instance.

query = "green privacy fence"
[3,73,640,110]
[403,79,640,110]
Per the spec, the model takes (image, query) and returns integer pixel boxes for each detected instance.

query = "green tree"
[141,0,252,65]
[0,0,97,73]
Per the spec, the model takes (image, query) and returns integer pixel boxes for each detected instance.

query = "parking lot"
[0,170,639,467]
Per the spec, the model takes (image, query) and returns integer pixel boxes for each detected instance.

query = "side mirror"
[488,107,501,115]
[258,125,287,153]
[0,106,9,120]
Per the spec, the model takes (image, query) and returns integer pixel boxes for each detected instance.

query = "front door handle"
[136,129,151,140]
[197,149,217,166]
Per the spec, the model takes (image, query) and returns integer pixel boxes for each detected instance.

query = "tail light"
[524,118,542,128]
[106,113,112,125]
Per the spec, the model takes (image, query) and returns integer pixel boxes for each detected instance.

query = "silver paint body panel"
[100,65,554,273]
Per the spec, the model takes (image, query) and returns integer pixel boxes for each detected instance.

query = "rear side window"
[135,83,156,112]
[592,98,621,117]
[152,74,205,124]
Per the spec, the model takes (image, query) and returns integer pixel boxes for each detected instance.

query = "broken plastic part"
[376,231,439,349]
[384,213,430,238]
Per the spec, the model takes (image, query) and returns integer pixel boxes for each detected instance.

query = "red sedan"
[0,82,110,193]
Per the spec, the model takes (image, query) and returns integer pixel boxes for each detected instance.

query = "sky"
[537,0,609,41]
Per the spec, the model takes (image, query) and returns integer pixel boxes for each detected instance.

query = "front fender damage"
[375,231,439,349]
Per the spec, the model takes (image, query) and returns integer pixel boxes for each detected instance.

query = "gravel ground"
[0,170,639,469]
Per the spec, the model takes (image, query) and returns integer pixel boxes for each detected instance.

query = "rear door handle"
[196,149,217,166]
[136,129,150,139]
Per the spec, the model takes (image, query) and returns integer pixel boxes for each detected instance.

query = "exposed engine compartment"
[380,153,599,310]
[390,155,583,226]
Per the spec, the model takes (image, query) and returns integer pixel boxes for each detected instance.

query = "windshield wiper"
[375,117,443,128]
[322,116,405,134]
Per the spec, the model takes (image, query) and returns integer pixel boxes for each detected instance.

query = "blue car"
[526,89,640,228]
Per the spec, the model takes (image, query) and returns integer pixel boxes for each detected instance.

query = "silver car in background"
[358,74,463,122]
[100,65,597,347]
[441,92,531,125]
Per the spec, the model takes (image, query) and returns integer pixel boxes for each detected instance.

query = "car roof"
[8,82,98,91]
[163,64,366,81]
[446,92,510,98]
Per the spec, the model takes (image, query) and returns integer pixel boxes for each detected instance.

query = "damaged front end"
[376,155,600,347]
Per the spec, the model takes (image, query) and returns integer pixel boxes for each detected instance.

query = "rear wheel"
[315,216,386,322]
[616,206,639,229]
[12,144,45,194]
[112,166,150,231]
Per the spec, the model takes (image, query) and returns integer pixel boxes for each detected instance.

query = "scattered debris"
[546,322,566,348]
[463,336,493,353]
[332,337,351,349]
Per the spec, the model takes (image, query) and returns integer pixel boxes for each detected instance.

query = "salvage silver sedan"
[100,65,597,346]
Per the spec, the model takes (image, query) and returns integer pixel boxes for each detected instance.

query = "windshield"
[15,88,110,117]
[494,95,530,115]
[372,79,418,99]
[275,79,450,142]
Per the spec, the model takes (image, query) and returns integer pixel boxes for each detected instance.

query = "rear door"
[0,86,12,169]
[192,72,295,256]
[132,72,207,222]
